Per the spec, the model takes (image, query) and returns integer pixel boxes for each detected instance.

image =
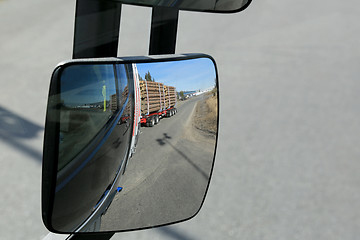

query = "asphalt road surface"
[1,0,360,240]
[101,95,215,231]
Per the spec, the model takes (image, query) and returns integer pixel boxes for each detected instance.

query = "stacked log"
[139,80,163,115]
[165,85,177,109]
[139,80,176,115]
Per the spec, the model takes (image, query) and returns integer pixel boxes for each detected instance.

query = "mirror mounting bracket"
[149,6,179,55]
[72,0,122,59]
[72,1,179,58]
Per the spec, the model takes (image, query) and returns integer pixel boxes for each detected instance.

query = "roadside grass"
[193,91,218,136]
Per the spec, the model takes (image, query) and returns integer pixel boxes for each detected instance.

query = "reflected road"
[101,95,216,231]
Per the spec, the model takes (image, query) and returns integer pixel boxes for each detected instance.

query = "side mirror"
[42,54,219,233]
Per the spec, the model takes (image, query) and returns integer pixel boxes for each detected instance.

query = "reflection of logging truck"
[128,63,177,160]
[138,80,177,127]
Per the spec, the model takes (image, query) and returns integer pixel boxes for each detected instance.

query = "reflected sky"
[136,58,216,92]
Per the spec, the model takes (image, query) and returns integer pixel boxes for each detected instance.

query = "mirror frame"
[42,53,220,234]
[113,0,253,14]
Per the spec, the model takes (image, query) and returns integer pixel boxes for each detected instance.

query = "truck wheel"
[155,115,159,124]
[149,117,155,127]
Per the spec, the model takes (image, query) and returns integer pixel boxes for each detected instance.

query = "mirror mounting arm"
[149,6,179,55]
[72,0,122,59]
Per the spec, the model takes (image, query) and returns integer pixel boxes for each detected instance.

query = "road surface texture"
[1,0,360,239]
[101,95,215,231]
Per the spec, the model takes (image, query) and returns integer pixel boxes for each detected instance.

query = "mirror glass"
[43,56,218,233]
[116,0,250,12]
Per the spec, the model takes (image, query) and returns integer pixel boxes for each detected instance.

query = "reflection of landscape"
[58,64,119,170]
[58,94,119,170]
[58,108,112,170]
[61,93,117,110]
[100,91,217,231]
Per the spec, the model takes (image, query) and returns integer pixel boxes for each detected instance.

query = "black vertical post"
[149,6,179,55]
[69,1,120,239]
[73,0,122,59]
